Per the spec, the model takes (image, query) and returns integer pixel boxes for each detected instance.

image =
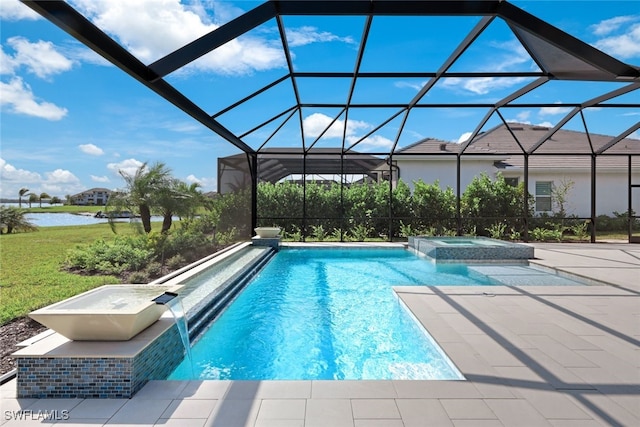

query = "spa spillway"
[29,284,183,341]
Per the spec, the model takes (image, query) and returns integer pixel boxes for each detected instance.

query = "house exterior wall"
[396,157,501,193]
[70,189,111,206]
[395,158,639,218]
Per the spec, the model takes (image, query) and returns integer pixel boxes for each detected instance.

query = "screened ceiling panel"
[446,18,540,74]
[281,15,364,73]
[296,77,353,105]
[21,0,640,160]
[513,28,613,80]
[514,80,631,105]
[216,79,296,135]
[360,16,480,73]
[426,76,540,105]
[398,107,495,149]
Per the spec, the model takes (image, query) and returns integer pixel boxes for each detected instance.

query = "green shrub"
[486,222,507,239]
[166,254,187,270]
[412,180,456,234]
[128,271,149,284]
[144,262,163,278]
[461,173,531,236]
[65,236,154,274]
[310,224,327,241]
[531,226,563,242]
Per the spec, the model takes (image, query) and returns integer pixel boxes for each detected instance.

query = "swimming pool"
[169,247,507,381]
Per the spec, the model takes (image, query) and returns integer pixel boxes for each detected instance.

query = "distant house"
[388,123,639,218]
[70,188,112,206]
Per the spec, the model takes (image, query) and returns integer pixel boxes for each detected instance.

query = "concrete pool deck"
[1,242,638,426]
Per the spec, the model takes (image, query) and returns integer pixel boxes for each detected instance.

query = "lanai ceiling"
[22,0,640,158]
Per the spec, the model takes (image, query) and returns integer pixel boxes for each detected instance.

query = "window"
[504,177,519,187]
[536,181,553,211]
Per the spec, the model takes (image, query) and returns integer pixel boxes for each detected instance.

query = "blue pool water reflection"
[169,248,480,381]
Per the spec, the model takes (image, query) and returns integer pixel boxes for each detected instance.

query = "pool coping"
[3,242,639,426]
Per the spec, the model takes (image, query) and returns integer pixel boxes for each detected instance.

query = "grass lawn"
[0,223,139,325]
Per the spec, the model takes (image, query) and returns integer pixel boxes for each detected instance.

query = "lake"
[25,213,167,227]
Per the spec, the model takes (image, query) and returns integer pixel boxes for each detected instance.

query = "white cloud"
[186,174,216,191]
[0,157,41,183]
[457,132,472,143]
[286,26,356,47]
[45,169,81,184]
[5,36,75,79]
[91,175,110,183]
[1,36,74,120]
[630,131,640,140]
[303,113,370,139]
[516,111,531,122]
[442,76,530,96]
[539,103,573,116]
[79,144,105,156]
[590,15,637,36]
[0,158,84,198]
[0,0,41,21]
[347,134,393,149]
[71,0,285,75]
[40,169,83,196]
[0,77,68,120]
[593,22,640,59]
[394,80,427,91]
[186,174,201,184]
[440,40,533,95]
[302,113,394,149]
[107,158,145,178]
[0,46,18,76]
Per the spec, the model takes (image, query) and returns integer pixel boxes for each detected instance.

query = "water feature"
[29,284,183,341]
[154,292,195,378]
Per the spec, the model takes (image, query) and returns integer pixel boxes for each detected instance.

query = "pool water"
[168,247,496,381]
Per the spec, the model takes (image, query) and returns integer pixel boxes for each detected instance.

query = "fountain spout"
[152,291,179,305]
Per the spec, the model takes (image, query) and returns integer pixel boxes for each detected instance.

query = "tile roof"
[394,123,640,170]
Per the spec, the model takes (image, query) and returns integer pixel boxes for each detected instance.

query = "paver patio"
[1,242,638,426]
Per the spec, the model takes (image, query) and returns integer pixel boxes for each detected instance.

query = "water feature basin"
[29,284,184,341]
[254,227,281,238]
[408,236,534,261]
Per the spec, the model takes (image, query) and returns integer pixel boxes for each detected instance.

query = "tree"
[107,162,173,233]
[551,177,574,218]
[156,181,204,233]
[39,192,51,208]
[28,193,38,208]
[18,188,29,208]
[0,206,38,234]
[50,196,62,205]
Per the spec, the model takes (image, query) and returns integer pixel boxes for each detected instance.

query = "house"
[70,188,112,206]
[389,123,640,218]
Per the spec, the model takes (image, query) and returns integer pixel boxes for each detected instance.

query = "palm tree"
[0,206,38,234]
[28,193,38,208]
[18,188,29,208]
[156,181,204,233]
[39,192,51,208]
[108,162,173,233]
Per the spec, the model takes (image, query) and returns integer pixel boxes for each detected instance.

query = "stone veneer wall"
[16,323,183,399]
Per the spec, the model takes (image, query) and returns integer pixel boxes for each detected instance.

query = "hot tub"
[29,284,184,341]
[408,236,534,262]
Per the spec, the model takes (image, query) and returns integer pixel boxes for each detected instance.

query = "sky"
[1,0,639,200]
